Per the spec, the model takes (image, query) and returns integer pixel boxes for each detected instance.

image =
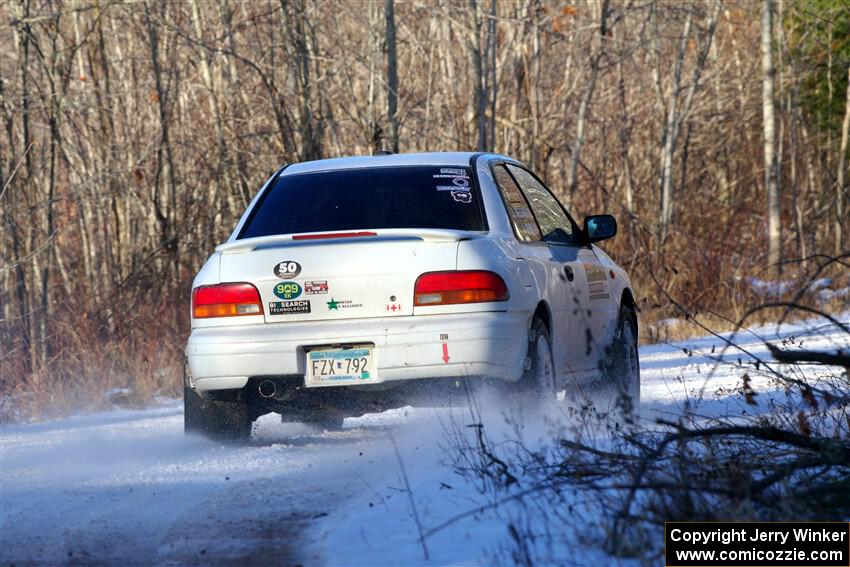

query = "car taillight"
[192,283,263,318]
[414,271,509,306]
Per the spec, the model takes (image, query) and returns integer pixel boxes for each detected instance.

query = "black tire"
[603,307,641,413]
[184,366,253,441]
[513,317,556,403]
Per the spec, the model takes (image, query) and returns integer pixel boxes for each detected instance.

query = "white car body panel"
[218,236,461,323]
[187,311,528,391]
[186,152,633,394]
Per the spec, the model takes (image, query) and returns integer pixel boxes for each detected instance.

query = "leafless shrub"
[440,282,849,564]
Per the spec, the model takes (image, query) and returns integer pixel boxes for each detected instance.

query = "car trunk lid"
[217,230,477,323]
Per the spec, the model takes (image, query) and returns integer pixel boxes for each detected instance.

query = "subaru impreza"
[184,152,639,439]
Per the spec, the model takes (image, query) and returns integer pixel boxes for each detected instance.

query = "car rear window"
[238,166,485,238]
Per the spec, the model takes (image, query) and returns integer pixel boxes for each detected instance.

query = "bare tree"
[658,0,720,241]
[281,0,323,160]
[486,0,497,152]
[762,0,781,275]
[836,66,849,255]
[568,0,609,199]
[467,0,487,152]
[385,0,399,153]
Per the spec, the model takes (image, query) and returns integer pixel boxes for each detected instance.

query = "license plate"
[306,346,375,387]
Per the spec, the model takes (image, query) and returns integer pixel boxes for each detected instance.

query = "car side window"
[493,165,542,242]
[506,164,577,245]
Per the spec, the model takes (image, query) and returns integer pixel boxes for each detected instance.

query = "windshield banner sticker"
[434,168,467,177]
[434,168,471,204]
[451,191,472,204]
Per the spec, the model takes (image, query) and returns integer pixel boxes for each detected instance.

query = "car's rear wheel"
[184,365,253,441]
[603,307,640,413]
[512,316,556,403]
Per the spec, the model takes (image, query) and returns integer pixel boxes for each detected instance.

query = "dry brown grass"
[1,299,184,422]
[629,249,850,345]
[639,300,849,345]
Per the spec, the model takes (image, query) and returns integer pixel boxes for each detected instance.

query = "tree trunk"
[486,0,497,152]
[762,0,782,275]
[281,0,322,161]
[385,0,399,153]
[836,66,850,255]
[658,0,719,242]
[467,0,486,151]
[191,0,231,250]
[569,0,609,199]
[616,54,634,215]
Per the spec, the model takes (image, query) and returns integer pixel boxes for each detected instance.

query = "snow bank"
[316,314,850,565]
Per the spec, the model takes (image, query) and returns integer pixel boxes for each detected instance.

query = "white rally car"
[185,152,639,439]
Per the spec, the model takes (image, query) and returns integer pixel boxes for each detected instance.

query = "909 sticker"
[273,282,302,300]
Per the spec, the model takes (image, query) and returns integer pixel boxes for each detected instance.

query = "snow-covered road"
[2,316,848,566]
[0,405,416,565]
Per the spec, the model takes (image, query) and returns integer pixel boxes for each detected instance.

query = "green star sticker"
[326,298,339,310]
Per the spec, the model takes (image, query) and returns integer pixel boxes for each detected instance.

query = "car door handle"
[564,266,574,282]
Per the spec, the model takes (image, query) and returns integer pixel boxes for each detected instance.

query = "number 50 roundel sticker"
[274,261,301,279]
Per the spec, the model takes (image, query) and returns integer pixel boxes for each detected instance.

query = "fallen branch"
[766,343,850,369]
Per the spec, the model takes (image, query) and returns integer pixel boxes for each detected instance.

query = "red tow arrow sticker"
[441,342,450,364]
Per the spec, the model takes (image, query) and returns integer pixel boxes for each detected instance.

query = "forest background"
[1,0,848,418]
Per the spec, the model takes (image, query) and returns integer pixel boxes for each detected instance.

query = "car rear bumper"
[186,311,530,391]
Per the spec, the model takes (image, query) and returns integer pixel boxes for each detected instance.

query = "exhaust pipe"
[258,380,277,399]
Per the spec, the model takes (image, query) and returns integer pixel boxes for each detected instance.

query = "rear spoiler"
[215,229,484,254]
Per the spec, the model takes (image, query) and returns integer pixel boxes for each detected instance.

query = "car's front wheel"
[184,365,253,441]
[603,307,640,413]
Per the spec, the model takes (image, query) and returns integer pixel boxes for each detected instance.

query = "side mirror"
[583,214,617,244]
